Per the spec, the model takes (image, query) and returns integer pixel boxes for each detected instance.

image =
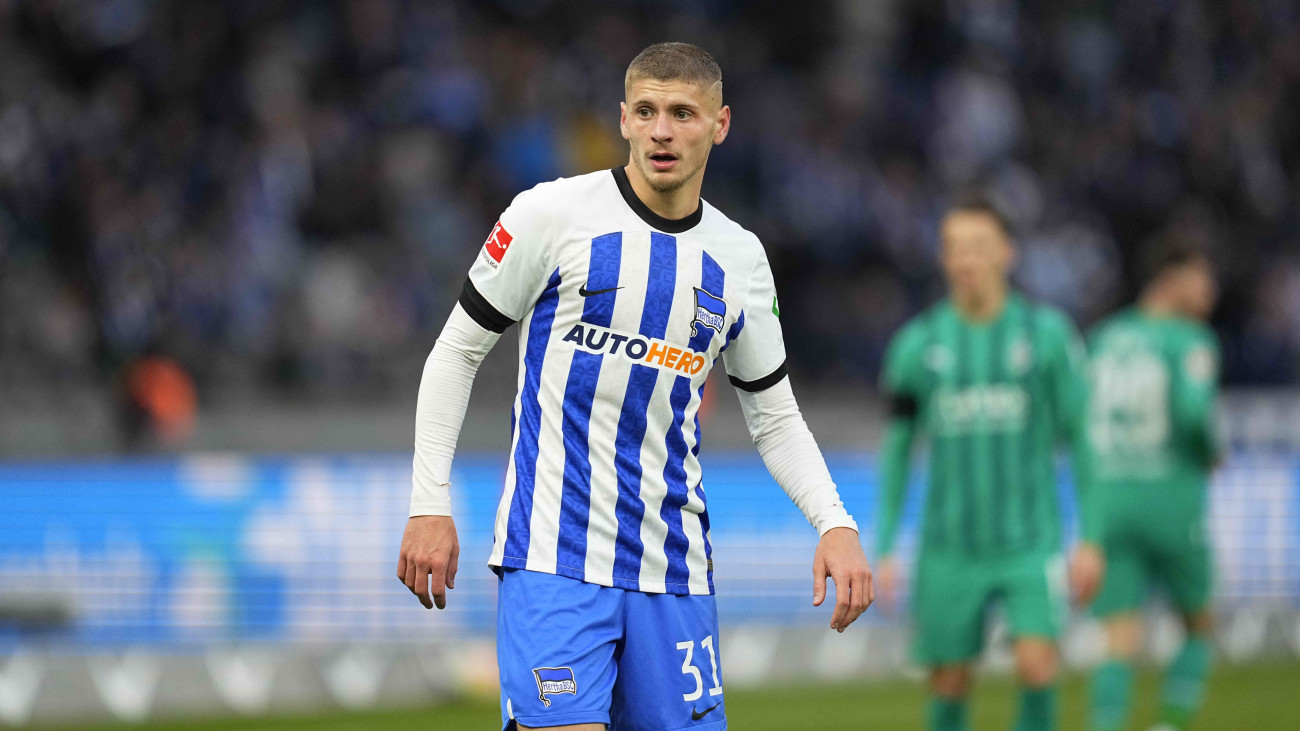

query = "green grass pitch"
[65,661,1299,730]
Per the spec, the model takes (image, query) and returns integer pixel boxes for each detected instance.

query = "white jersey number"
[1089,351,1170,454]
[676,635,723,702]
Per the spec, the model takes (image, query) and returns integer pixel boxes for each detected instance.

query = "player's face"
[1172,259,1218,321]
[940,211,1014,300]
[620,78,730,194]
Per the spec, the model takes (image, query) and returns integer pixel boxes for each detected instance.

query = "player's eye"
[637,107,653,118]
[675,109,692,120]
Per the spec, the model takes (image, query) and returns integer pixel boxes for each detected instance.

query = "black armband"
[887,393,919,419]
[458,279,515,334]
[729,361,789,393]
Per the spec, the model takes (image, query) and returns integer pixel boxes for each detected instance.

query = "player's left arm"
[1045,311,1104,602]
[725,245,872,632]
[736,380,873,632]
[1171,329,1222,468]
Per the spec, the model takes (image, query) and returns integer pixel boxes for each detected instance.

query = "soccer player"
[395,42,873,731]
[1086,245,1220,731]
[874,196,1105,731]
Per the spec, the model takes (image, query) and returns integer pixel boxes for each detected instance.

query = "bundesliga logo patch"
[481,221,513,268]
[692,287,726,337]
[533,667,577,707]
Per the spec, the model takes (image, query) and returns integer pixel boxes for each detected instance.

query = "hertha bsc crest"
[533,667,577,707]
[692,288,726,337]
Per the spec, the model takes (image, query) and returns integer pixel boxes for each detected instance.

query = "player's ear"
[1002,237,1018,272]
[713,105,731,145]
[619,101,631,140]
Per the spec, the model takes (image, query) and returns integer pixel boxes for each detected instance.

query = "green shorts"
[1092,509,1211,617]
[912,550,1067,666]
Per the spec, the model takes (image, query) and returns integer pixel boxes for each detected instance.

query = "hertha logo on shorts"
[692,287,726,336]
[533,666,577,707]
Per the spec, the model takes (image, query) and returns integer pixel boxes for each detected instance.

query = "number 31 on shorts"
[676,635,724,701]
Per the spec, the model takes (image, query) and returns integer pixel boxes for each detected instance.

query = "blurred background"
[1,0,1298,728]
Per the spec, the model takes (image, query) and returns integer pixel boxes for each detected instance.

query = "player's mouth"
[648,152,678,171]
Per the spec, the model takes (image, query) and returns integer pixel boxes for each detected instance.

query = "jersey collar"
[947,290,1022,327]
[611,167,703,234]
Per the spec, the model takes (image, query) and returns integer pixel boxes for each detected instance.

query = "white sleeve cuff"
[814,513,860,536]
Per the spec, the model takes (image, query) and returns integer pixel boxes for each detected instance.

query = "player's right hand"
[874,556,901,613]
[397,515,460,610]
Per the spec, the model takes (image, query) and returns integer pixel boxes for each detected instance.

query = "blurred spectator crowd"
[2,0,1299,421]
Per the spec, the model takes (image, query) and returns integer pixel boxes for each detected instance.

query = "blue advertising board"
[1,452,1296,651]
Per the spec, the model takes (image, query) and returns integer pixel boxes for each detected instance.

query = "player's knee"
[1105,614,1142,659]
[1014,642,1058,688]
[1017,657,1058,688]
[930,665,972,698]
[1184,609,1214,637]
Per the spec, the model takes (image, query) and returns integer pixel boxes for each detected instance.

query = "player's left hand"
[812,527,874,633]
[1069,541,1105,605]
[397,515,460,610]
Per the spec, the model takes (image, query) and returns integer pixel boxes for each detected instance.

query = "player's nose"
[651,114,673,140]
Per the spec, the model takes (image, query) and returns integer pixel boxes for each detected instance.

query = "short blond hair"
[625,42,722,98]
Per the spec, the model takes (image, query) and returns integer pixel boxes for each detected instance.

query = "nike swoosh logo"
[578,284,623,297]
[691,702,721,721]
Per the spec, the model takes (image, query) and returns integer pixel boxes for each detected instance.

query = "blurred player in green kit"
[874,196,1105,731]
[1086,245,1221,731]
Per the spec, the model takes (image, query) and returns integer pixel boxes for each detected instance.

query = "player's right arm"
[874,321,925,608]
[398,185,556,609]
[1043,309,1104,603]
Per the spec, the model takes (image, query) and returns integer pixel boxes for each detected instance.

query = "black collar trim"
[611,167,703,233]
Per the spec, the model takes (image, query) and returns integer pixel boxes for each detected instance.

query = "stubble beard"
[635,149,706,194]
[646,173,686,194]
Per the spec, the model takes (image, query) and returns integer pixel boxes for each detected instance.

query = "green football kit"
[1086,308,1220,617]
[877,293,1098,665]
[1086,308,1220,731]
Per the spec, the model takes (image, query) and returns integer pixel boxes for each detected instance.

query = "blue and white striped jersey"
[460,167,789,596]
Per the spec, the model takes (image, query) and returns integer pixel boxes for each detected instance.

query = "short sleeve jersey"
[460,167,788,595]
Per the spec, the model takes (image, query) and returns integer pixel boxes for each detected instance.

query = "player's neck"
[954,284,1009,323]
[1139,291,1180,319]
[622,163,703,221]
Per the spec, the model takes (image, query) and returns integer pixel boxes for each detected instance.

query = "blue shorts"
[497,568,727,730]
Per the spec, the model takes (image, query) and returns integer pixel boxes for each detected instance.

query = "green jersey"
[1086,308,1220,500]
[1087,309,1220,618]
[875,294,1097,559]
